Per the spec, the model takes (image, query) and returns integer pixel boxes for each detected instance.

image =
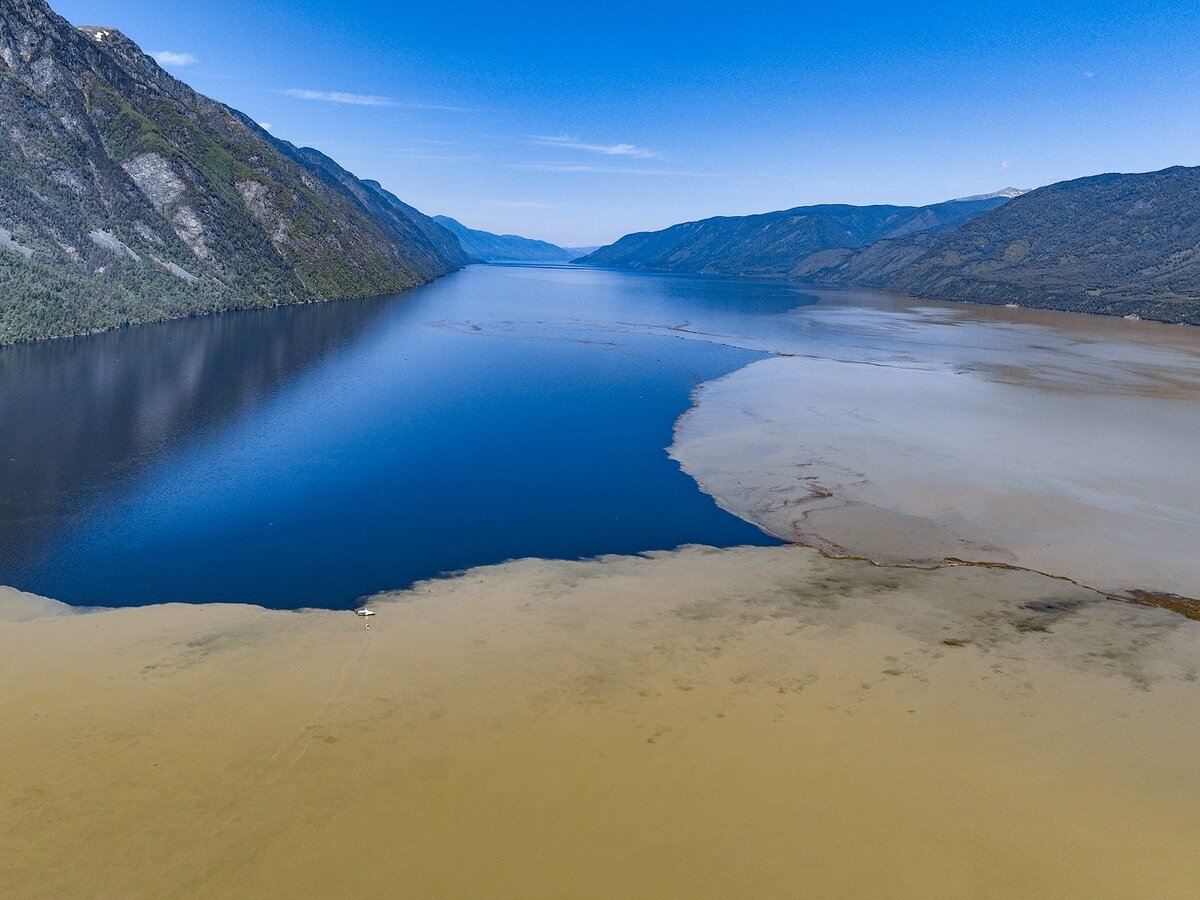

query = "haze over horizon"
[50,0,1200,246]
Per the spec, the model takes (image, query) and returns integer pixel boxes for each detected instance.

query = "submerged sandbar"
[668,293,1200,599]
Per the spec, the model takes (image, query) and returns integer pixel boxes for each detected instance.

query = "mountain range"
[4,0,1199,341]
[433,216,595,263]
[795,167,1200,323]
[573,196,1015,277]
[578,172,1200,325]
[0,0,468,345]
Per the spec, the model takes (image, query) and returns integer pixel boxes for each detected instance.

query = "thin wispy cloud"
[1083,69,1096,78]
[532,135,659,159]
[358,149,480,161]
[280,89,473,111]
[513,163,716,177]
[400,101,478,112]
[153,51,197,67]
[483,200,557,209]
[394,153,481,161]
[281,89,395,106]
[1000,160,1013,170]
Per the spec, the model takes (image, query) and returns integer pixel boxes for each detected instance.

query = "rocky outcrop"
[0,228,35,259]
[121,153,187,211]
[87,229,139,260]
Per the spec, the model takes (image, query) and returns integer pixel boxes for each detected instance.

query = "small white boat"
[356,608,376,618]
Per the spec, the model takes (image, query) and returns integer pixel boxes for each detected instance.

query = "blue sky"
[52,0,1200,246]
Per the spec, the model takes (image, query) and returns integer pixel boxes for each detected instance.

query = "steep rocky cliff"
[0,0,466,343]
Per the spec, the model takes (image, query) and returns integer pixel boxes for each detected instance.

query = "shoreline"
[572,264,1200,329]
[0,265,468,350]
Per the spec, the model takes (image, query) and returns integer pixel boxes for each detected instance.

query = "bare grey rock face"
[236,180,290,248]
[151,256,199,284]
[87,230,141,261]
[170,207,210,259]
[0,228,35,259]
[48,166,85,194]
[132,221,165,247]
[122,153,187,212]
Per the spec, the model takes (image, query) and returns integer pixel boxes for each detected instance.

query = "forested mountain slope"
[0,0,465,344]
[797,167,1200,324]
[432,216,577,262]
[573,197,1010,276]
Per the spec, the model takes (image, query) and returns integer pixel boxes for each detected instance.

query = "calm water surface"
[0,265,807,608]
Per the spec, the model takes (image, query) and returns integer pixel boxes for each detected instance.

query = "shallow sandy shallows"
[3,545,1200,899]
[668,298,1200,599]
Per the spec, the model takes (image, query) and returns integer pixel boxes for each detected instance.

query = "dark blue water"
[0,265,814,609]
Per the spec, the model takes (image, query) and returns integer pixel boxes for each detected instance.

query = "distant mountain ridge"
[579,170,1200,325]
[952,187,1028,202]
[796,167,1200,324]
[432,216,587,262]
[0,0,467,344]
[572,196,1012,276]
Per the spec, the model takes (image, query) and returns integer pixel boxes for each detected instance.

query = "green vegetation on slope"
[0,0,466,344]
[574,198,1010,276]
[433,216,577,262]
[797,167,1200,325]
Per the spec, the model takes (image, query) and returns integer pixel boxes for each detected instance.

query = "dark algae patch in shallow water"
[1116,589,1200,622]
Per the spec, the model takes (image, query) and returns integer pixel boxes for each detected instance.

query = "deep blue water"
[0,264,815,609]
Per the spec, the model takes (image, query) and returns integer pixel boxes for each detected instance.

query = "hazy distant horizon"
[51,0,1200,245]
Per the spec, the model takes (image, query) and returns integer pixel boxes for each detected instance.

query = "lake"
[6,263,1200,898]
[4,262,1199,609]
[0,264,797,609]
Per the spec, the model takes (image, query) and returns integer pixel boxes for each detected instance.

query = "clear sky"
[51,0,1200,246]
